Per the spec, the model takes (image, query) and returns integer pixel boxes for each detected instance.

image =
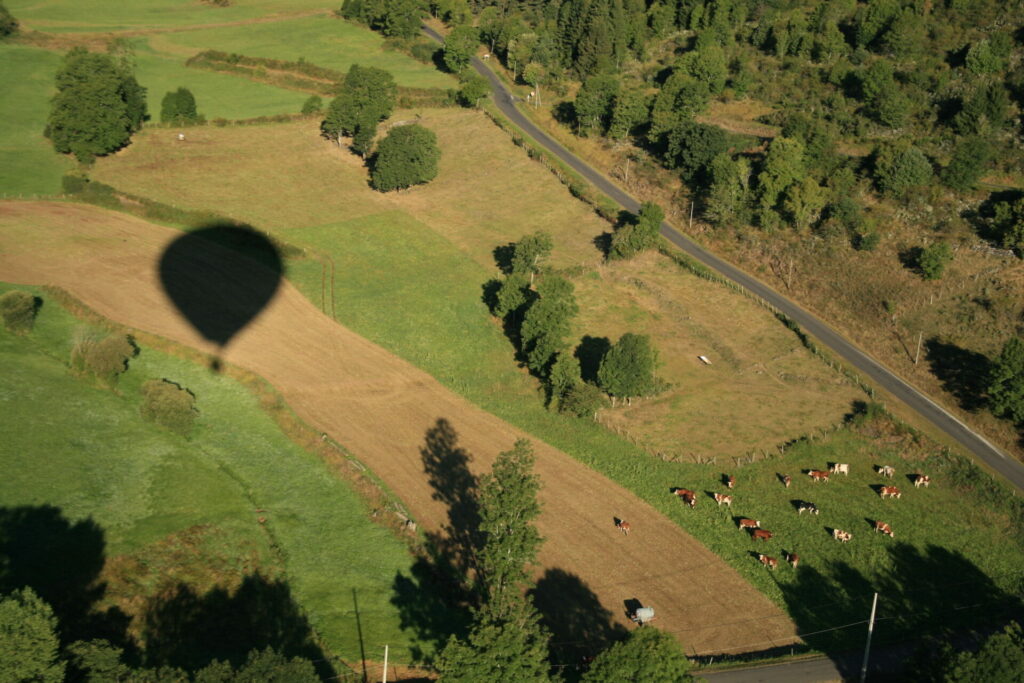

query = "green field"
[158,15,455,89]
[0,45,72,195]
[0,282,435,668]
[5,0,329,32]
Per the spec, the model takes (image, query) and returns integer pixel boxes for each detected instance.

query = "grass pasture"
[0,45,72,195]
[0,282,429,667]
[5,0,329,33]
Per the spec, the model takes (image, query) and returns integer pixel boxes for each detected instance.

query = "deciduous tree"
[988,337,1024,425]
[444,25,479,73]
[0,588,64,683]
[0,290,38,334]
[370,124,441,191]
[321,64,396,143]
[160,87,200,124]
[520,275,578,375]
[872,140,932,197]
[582,627,693,682]
[597,332,659,404]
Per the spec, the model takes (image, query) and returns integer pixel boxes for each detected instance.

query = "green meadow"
[0,282,431,666]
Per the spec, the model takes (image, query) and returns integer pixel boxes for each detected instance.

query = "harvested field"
[0,200,799,656]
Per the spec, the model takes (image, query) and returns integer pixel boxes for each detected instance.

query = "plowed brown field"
[0,201,798,655]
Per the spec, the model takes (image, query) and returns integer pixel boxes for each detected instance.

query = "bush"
[916,242,953,280]
[300,95,323,115]
[141,379,198,435]
[410,42,439,64]
[559,382,606,418]
[71,332,137,384]
[0,290,39,334]
[0,2,18,37]
[370,124,440,192]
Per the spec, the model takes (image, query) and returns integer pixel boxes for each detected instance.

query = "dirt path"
[0,201,799,656]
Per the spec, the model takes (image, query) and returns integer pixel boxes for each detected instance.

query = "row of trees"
[487,217,664,416]
[320,64,441,190]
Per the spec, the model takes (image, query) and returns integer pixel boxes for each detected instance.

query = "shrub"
[0,290,39,334]
[916,242,953,280]
[141,379,198,435]
[559,382,606,418]
[71,332,137,384]
[300,95,323,115]
[0,2,18,37]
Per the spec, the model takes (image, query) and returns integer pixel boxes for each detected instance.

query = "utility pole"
[860,592,879,683]
[914,331,923,365]
[382,644,389,683]
[689,200,695,231]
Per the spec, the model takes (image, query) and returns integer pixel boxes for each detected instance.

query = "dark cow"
[786,551,799,568]
[751,529,774,541]
[797,501,820,515]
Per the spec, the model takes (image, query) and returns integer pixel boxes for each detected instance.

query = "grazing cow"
[713,493,733,507]
[807,470,830,483]
[797,501,820,515]
[877,465,895,478]
[758,554,778,570]
[874,521,894,537]
[616,520,631,535]
[751,529,774,541]
[673,489,697,508]
[724,475,736,489]
[786,551,799,569]
[832,528,852,542]
[880,486,902,499]
[830,463,850,476]
[738,518,760,530]
[912,474,931,488]
[783,475,792,488]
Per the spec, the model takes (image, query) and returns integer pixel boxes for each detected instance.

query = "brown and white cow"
[782,474,792,488]
[830,463,850,476]
[738,518,760,530]
[879,486,902,499]
[832,528,852,543]
[713,493,733,507]
[912,474,931,488]
[724,474,736,489]
[785,551,799,568]
[807,470,831,483]
[797,501,820,515]
[751,529,774,541]
[672,488,696,499]
[672,488,698,508]
[758,553,778,570]
[877,465,895,478]
[616,520,631,535]
[874,521,894,537]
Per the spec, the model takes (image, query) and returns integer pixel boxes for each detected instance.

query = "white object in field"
[177,133,185,141]
[698,355,712,365]
[483,53,491,60]
[633,606,655,624]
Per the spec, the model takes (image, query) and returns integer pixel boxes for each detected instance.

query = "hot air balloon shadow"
[159,223,283,371]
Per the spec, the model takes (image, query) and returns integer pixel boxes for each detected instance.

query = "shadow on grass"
[924,337,991,412]
[575,336,611,384]
[777,543,1022,678]
[141,573,334,679]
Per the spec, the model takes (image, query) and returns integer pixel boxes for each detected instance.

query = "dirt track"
[0,201,798,655]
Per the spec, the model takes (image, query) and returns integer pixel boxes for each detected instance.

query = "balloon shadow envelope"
[159,224,283,354]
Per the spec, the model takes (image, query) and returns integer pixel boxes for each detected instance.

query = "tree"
[160,87,200,124]
[965,39,1005,76]
[609,201,663,260]
[597,332,659,404]
[783,176,828,231]
[933,622,1024,682]
[548,351,582,407]
[0,2,18,37]
[872,140,932,197]
[0,588,65,683]
[990,195,1024,257]
[435,440,551,683]
[66,640,134,682]
[988,337,1024,425]
[559,382,606,418]
[510,231,554,283]
[607,88,647,140]
[0,289,38,334]
[681,45,728,94]
[705,153,751,227]
[46,48,147,162]
[321,64,396,143]
[370,124,441,191]
[195,648,319,682]
[520,276,578,375]
[664,120,728,187]
[582,627,693,682]
[574,74,619,136]
[71,332,137,385]
[941,138,992,192]
[523,62,547,106]
[444,25,479,73]
[476,439,543,616]
[493,272,530,319]
[915,242,953,280]
[141,379,198,436]
[757,137,806,223]
[379,0,422,38]
[457,72,490,108]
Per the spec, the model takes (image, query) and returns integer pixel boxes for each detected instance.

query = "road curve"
[422,25,1024,493]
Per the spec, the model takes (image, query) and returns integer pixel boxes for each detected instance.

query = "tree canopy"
[988,337,1024,425]
[321,64,397,144]
[0,588,65,683]
[444,25,479,73]
[582,627,693,683]
[520,275,578,375]
[160,87,200,124]
[597,332,659,402]
[370,123,441,191]
[46,48,147,162]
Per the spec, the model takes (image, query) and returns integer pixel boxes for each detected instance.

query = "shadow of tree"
[777,543,1022,678]
[924,337,991,411]
[390,419,484,665]
[530,569,628,678]
[141,573,333,678]
[0,505,128,647]
[575,336,611,385]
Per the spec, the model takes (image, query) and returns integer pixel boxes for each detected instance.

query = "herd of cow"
[618,462,934,573]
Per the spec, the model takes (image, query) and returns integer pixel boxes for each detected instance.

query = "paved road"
[422,25,1024,493]
[702,657,844,682]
